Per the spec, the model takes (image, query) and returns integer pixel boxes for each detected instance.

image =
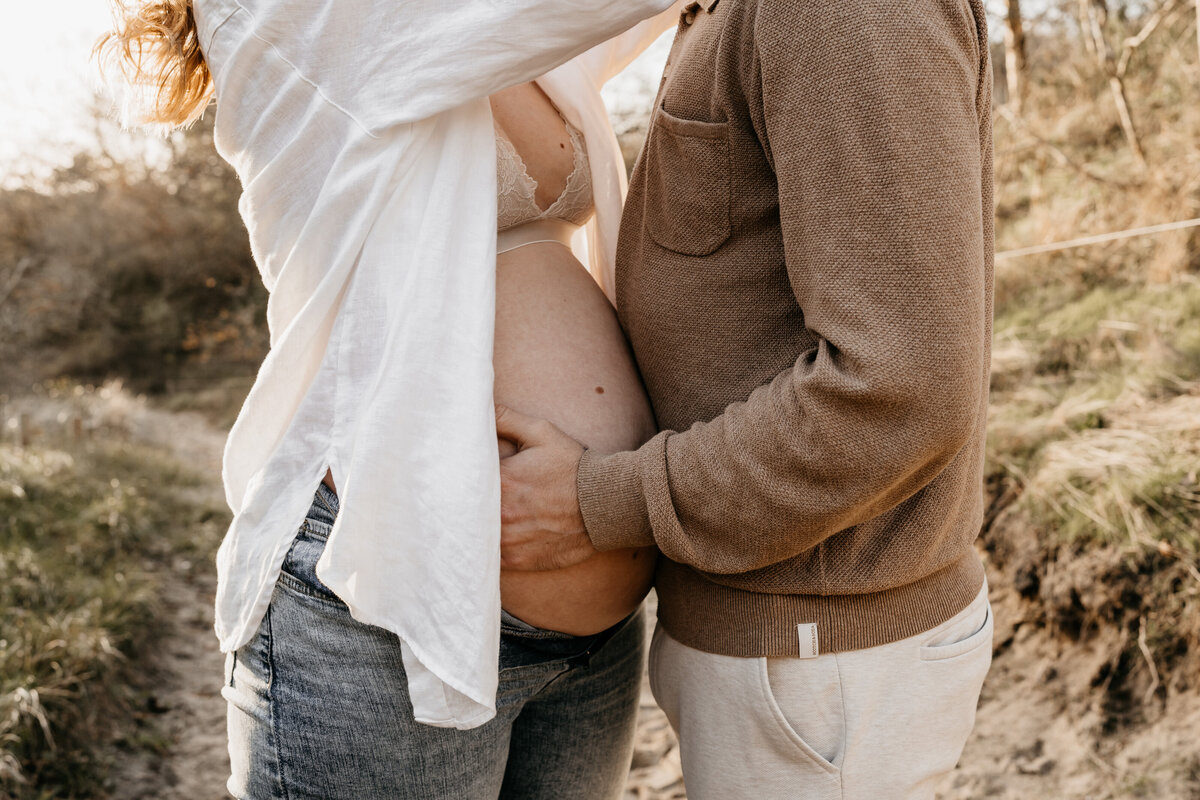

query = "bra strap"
[497,217,580,255]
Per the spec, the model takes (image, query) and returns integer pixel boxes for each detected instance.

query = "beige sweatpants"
[649,584,993,800]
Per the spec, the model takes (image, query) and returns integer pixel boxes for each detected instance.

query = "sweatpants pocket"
[759,655,844,773]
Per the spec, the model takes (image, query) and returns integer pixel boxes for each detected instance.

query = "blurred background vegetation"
[0,112,265,409]
[2,0,1200,797]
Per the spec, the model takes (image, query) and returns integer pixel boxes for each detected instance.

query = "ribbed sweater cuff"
[577,448,655,551]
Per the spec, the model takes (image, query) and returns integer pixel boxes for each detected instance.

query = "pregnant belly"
[494,242,657,636]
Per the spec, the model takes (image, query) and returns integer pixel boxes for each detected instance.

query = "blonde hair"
[96,0,213,129]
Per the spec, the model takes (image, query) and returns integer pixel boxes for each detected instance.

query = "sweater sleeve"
[578,0,991,573]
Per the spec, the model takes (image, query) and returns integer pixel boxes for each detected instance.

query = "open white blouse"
[192,0,679,729]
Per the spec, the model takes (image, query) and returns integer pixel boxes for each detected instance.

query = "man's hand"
[495,404,598,571]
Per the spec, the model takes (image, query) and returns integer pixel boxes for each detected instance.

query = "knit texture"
[577,0,995,657]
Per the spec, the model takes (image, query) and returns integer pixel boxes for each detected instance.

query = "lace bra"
[495,119,594,253]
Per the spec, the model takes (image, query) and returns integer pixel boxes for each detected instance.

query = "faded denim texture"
[225,484,646,800]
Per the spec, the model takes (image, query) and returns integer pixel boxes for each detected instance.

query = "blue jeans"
[225,484,646,800]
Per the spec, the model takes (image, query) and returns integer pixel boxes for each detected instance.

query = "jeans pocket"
[279,522,343,605]
[759,655,844,774]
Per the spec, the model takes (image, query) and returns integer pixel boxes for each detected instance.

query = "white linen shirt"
[192,0,678,729]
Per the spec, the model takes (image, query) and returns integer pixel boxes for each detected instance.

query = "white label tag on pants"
[797,623,820,659]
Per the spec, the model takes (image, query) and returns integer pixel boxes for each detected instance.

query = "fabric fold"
[194,0,678,729]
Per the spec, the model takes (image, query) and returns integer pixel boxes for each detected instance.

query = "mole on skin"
[595,386,605,394]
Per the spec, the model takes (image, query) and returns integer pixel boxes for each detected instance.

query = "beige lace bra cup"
[495,119,594,253]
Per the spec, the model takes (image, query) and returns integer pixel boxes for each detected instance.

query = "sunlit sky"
[0,0,114,178]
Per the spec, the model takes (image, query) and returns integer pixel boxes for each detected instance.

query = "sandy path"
[107,576,232,800]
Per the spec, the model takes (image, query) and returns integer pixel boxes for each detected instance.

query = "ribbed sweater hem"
[654,551,986,656]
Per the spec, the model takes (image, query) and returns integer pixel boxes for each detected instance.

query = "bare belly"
[494,242,658,636]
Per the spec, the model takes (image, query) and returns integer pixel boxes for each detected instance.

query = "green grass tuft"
[0,439,226,797]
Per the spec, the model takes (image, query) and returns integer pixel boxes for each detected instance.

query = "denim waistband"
[500,608,542,633]
[499,607,639,669]
[301,482,633,658]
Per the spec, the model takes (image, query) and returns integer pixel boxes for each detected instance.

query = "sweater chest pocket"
[644,104,731,257]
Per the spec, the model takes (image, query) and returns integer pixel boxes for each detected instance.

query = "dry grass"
[975,14,1200,744]
[1026,395,1200,551]
[988,5,1200,557]
[0,426,226,798]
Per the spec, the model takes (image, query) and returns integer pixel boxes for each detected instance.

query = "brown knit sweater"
[577,0,994,657]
